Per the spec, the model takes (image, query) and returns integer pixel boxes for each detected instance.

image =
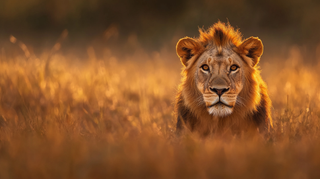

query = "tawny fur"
[175,22,272,136]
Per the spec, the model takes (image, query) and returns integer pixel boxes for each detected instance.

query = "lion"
[175,21,272,136]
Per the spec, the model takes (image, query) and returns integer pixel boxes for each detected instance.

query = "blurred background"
[1,0,320,60]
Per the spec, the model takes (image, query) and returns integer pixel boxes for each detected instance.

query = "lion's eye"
[201,65,210,71]
[230,65,239,71]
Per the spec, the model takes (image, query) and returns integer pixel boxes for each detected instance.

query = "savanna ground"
[1,34,320,179]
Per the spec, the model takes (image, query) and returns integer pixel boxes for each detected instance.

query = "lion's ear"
[237,37,263,67]
[176,37,202,67]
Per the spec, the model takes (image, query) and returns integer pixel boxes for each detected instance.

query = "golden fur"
[175,21,272,136]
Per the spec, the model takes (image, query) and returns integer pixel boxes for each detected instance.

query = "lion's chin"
[207,104,233,117]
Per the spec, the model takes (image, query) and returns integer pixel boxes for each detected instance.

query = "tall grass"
[1,43,320,178]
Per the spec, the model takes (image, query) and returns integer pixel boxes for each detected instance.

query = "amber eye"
[201,65,210,71]
[230,65,239,71]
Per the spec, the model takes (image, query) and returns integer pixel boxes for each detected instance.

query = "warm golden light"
[0,0,320,178]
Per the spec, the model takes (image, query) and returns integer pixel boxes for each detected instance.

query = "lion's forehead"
[198,49,242,67]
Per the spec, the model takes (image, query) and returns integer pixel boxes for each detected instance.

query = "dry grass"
[1,43,320,179]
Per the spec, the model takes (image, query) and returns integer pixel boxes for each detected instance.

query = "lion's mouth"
[207,101,233,108]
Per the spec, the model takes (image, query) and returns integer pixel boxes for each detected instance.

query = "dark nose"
[210,88,229,96]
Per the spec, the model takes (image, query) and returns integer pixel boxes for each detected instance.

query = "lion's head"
[176,22,264,118]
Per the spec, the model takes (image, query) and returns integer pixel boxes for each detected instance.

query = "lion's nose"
[210,87,229,96]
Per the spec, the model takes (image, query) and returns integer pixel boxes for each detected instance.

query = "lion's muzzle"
[203,92,236,116]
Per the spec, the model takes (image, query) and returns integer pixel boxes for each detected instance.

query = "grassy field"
[1,42,320,178]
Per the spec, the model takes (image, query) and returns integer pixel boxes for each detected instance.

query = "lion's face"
[176,24,264,118]
[195,48,245,116]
